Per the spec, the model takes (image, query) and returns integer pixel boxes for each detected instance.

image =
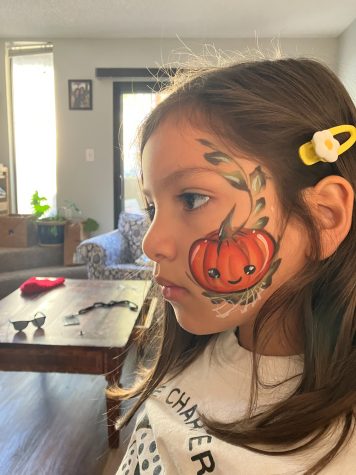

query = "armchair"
[76,212,153,280]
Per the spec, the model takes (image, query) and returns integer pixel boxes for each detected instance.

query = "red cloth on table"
[20,277,65,295]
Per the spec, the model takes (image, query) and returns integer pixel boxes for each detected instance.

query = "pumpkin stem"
[218,205,236,244]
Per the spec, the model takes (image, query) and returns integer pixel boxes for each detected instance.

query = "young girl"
[113,57,356,474]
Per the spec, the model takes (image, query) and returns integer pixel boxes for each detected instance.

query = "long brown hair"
[109,58,356,474]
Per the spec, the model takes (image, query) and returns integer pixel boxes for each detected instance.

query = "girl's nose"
[142,215,177,263]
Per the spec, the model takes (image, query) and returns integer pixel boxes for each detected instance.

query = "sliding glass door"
[113,82,166,226]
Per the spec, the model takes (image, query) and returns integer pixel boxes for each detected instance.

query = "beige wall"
[0,37,339,232]
[0,42,10,172]
[338,19,356,103]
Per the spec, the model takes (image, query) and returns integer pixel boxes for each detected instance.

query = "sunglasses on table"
[9,311,47,332]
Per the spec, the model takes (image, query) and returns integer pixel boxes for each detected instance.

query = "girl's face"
[142,117,309,337]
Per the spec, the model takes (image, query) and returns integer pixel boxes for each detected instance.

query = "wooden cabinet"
[0,165,10,215]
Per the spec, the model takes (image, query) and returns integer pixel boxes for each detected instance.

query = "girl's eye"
[179,193,210,211]
[144,204,155,221]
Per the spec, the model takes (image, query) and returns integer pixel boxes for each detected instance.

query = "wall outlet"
[85,148,95,162]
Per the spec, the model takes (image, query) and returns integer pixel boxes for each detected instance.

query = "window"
[7,43,56,214]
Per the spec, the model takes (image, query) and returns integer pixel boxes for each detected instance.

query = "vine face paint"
[142,118,309,336]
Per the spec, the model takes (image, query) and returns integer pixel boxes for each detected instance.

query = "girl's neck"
[236,318,303,356]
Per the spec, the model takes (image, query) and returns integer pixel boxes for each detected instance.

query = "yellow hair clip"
[298,124,356,166]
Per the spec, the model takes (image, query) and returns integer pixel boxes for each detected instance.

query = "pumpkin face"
[189,228,276,294]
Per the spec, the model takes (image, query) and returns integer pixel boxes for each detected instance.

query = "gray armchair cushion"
[118,212,149,261]
[76,230,131,279]
[78,230,130,265]
[76,211,151,281]
[101,263,153,281]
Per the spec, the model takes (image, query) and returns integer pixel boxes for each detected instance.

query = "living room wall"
[0,37,338,233]
[0,42,10,180]
[338,19,356,103]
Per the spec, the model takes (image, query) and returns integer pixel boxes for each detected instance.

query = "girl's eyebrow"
[142,166,219,197]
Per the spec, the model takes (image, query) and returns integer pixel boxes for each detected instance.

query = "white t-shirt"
[117,330,355,475]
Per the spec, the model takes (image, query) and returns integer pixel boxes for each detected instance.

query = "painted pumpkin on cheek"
[189,207,276,294]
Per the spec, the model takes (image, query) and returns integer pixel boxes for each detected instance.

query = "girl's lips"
[161,285,189,301]
[155,277,189,301]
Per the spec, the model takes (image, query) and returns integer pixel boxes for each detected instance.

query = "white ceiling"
[0,0,355,39]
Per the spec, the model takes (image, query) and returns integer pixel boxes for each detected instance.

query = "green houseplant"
[31,193,100,247]
[31,191,66,246]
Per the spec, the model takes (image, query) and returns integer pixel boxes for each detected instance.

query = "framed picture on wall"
[68,79,93,110]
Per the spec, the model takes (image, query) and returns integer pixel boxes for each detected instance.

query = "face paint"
[188,140,281,308]
[189,206,276,293]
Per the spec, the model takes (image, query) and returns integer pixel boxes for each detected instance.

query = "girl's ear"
[303,175,354,259]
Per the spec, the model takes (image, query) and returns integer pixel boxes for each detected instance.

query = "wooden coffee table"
[0,278,154,448]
